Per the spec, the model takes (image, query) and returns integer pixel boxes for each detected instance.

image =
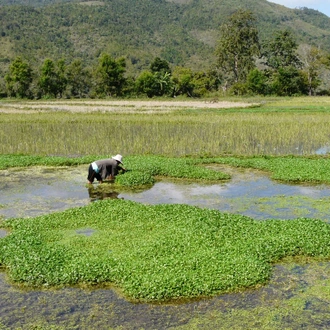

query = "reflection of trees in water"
[87,185,121,202]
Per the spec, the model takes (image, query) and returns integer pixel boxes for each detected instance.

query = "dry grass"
[0,99,257,114]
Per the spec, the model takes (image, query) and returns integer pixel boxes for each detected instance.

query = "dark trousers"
[87,164,102,183]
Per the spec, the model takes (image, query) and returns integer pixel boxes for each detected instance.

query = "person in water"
[87,154,126,184]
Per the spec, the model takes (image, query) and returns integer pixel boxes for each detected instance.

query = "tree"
[150,57,171,74]
[38,58,68,98]
[135,70,173,97]
[56,59,68,98]
[262,30,306,96]
[38,59,57,98]
[246,68,268,95]
[271,66,307,96]
[262,29,301,70]
[135,71,158,98]
[190,71,219,97]
[5,56,33,98]
[66,59,91,98]
[172,67,195,97]
[216,10,260,85]
[154,71,173,96]
[298,44,323,96]
[94,53,126,97]
[322,53,330,69]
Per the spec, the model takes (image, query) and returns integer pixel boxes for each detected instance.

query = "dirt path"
[0,99,257,113]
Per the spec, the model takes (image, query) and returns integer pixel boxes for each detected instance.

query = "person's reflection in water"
[87,185,121,202]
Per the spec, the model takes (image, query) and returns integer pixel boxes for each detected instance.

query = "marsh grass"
[1,199,330,302]
[1,98,330,156]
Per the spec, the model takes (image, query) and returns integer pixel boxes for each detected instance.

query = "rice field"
[1,97,330,156]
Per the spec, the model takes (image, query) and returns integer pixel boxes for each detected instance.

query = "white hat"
[112,154,123,164]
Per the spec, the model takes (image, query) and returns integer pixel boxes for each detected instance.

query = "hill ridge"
[0,0,330,75]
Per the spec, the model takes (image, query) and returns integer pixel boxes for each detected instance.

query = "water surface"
[1,165,330,221]
[1,165,330,329]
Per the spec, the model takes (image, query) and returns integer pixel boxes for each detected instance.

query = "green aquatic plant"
[1,199,330,302]
[122,155,230,182]
[115,170,155,187]
[174,259,330,329]
[0,154,96,170]
[4,154,330,186]
[201,155,330,183]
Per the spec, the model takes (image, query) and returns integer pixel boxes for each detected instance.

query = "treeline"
[216,10,330,97]
[1,55,220,99]
[2,10,330,99]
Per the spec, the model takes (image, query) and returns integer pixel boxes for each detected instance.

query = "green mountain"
[1,0,330,75]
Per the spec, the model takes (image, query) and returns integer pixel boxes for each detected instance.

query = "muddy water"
[1,165,330,329]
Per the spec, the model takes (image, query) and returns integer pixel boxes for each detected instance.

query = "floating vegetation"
[200,155,330,184]
[0,154,231,186]
[1,199,330,302]
[225,195,330,221]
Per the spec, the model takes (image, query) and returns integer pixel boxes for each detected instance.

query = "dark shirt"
[95,158,120,180]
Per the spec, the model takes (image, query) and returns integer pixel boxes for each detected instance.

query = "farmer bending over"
[87,154,126,184]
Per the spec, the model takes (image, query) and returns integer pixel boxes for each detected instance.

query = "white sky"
[268,0,330,17]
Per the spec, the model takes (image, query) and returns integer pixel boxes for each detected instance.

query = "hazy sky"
[268,0,330,17]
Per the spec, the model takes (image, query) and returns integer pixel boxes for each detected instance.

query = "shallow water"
[121,167,330,221]
[1,165,330,221]
[0,166,89,219]
[1,165,330,329]
[0,260,329,329]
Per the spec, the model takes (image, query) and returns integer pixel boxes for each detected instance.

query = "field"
[1,96,330,329]
[1,97,330,156]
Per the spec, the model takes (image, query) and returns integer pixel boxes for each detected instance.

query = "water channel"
[0,165,330,329]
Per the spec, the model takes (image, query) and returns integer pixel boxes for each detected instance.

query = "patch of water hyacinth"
[1,199,330,302]
[2,154,330,301]
[115,155,230,186]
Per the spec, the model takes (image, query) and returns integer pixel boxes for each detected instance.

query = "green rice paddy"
[1,97,330,156]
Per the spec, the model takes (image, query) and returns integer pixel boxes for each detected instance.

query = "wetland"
[1,164,330,329]
[1,97,330,329]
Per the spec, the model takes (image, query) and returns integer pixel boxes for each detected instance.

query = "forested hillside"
[1,0,330,99]
[1,0,330,74]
